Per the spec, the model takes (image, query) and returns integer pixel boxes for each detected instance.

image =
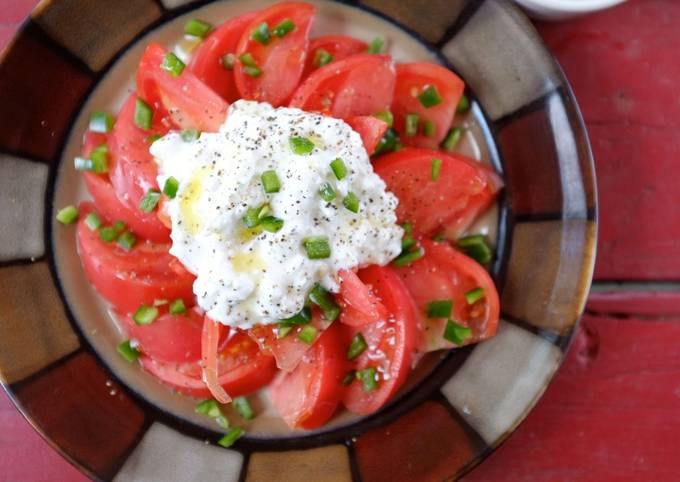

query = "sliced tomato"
[342,265,419,415]
[394,239,500,352]
[117,307,203,364]
[77,202,195,313]
[345,116,388,155]
[373,148,502,236]
[139,329,277,398]
[302,35,368,78]
[188,11,258,103]
[269,322,346,429]
[234,2,315,106]
[392,62,465,148]
[248,310,333,372]
[137,43,228,132]
[337,268,388,327]
[289,54,396,119]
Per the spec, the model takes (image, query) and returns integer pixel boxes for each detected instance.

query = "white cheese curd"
[151,100,403,329]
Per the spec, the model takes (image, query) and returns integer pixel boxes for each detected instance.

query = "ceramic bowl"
[0,0,596,480]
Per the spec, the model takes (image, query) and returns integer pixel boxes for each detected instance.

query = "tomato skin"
[394,239,500,352]
[302,35,368,78]
[337,268,388,327]
[269,322,346,429]
[76,202,195,313]
[392,62,465,148]
[345,116,388,156]
[373,147,501,236]
[289,53,396,119]
[342,265,419,416]
[234,2,315,106]
[189,11,258,103]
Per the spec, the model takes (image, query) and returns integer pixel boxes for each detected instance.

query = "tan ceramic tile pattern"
[247,445,352,482]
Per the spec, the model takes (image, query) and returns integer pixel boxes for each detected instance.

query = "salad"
[55,1,502,443]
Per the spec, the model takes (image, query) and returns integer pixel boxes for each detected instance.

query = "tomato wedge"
[76,202,195,313]
[337,268,388,327]
[342,265,418,416]
[269,322,346,429]
[234,2,315,106]
[345,116,388,155]
[289,53,396,119]
[302,35,368,78]
[137,43,228,132]
[117,307,204,364]
[394,239,500,352]
[392,62,465,149]
[140,329,277,398]
[188,11,258,103]
[373,148,502,236]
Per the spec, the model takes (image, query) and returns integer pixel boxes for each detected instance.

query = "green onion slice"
[423,119,436,137]
[239,52,258,67]
[313,48,333,68]
[163,176,179,199]
[431,158,442,181]
[418,85,443,108]
[347,333,368,360]
[456,93,471,113]
[84,212,102,231]
[393,247,424,267]
[405,113,419,137]
[367,37,384,54]
[457,234,492,264]
[441,127,464,152]
[261,170,281,194]
[329,158,347,180]
[302,236,331,259]
[243,66,262,77]
[117,340,140,363]
[169,298,187,315]
[133,304,159,325]
[89,111,114,133]
[161,52,185,77]
[426,299,453,318]
[181,129,200,142]
[373,110,393,128]
[251,22,270,45]
[308,283,341,321]
[117,231,137,251]
[341,370,356,386]
[260,216,284,233]
[342,192,360,213]
[218,427,244,448]
[289,136,315,155]
[280,306,312,325]
[465,287,485,305]
[443,319,472,345]
[319,182,336,202]
[221,53,236,70]
[134,97,153,130]
[196,399,223,418]
[356,366,378,392]
[277,325,293,339]
[233,396,255,420]
[184,18,212,38]
[98,226,117,242]
[298,325,317,344]
[89,144,109,173]
[139,189,161,213]
[272,18,295,37]
[56,205,78,225]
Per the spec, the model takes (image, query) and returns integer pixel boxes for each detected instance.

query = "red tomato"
[394,239,500,352]
[234,2,315,106]
[76,202,195,313]
[337,268,388,327]
[373,148,502,236]
[302,35,368,78]
[289,54,396,119]
[391,62,465,148]
[269,322,346,429]
[248,310,333,372]
[139,329,277,398]
[137,43,228,132]
[345,116,387,155]
[117,307,204,364]
[342,265,419,415]
[188,11,258,103]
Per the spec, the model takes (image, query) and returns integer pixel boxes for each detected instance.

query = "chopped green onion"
[347,333,368,360]
[272,18,295,37]
[56,205,78,225]
[456,93,471,113]
[342,192,360,213]
[239,52,258,67]
[146,134,162,144]
[221,53,236,70]
[139,189,161,213]
[117,231,136,251]
[418,85,443,108]
[196,399,223,418]
[302,236,331,260]
[289,136,315,155]
[431,158,442,181]
[441,127,464,152]
[117,340,139,362]
[280,306,312,325]
[169,298,187,315]
[427,299,453,318]
[373,110,393,128]
[163,176,179,199]
[74,157,93,171]
[161,52,185,77]
[261,170,281,194]
[89,111,114,133]
[329,158,347,180]
[134,98,153,130]
[251,22,270,45]
[457,234,492,264]
[181,129,200,142]
[367,37,384,54]
[260,216,284,233]
[133,304,159,325]
[401,222,416,250]
[465,287,485,305]
[184,18,212,38]
[405,113,419,137]
[298,325,317,344]
[393,247,424,267]
[374,128,399,155]
[308,284,341,321]
[443,319,472,345]
[243,66,262,77]
[99,226,117,242]
[218,427,244,448]
[89,144,109,173]
[319,182,336,202]
[215,416,230,429]
[342,370,356,386]
[233,396,255,420]
[84,212,102,231]
[313,48,333,68]
[112,220,126,234]
[423,119,436,137]
[356,366,377,392]
[402,221,413,236]
[277,325,293,338]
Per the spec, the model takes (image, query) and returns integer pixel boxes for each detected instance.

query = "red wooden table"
[3,1,680,480]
